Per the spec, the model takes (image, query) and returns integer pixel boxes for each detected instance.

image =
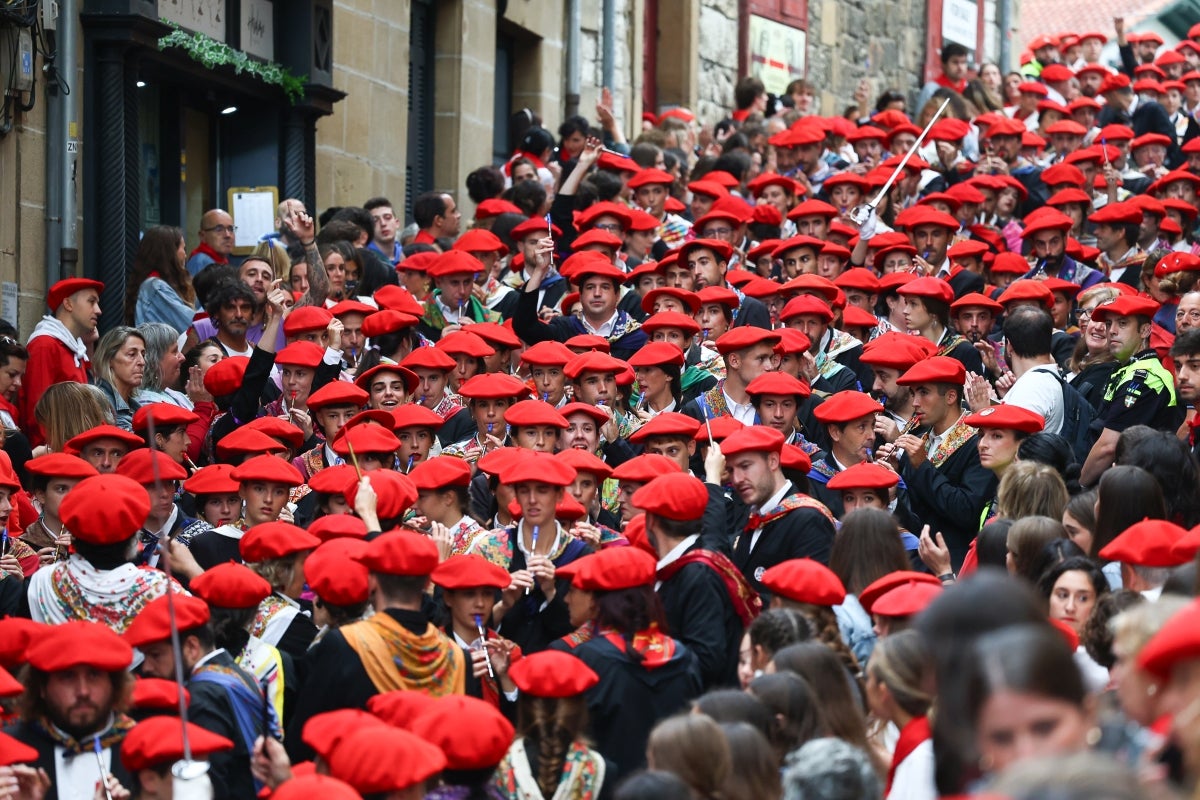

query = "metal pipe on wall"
[45,0,79,288]
[565,0,581,117]
[998,0,1012,75]
[602,0,615,90]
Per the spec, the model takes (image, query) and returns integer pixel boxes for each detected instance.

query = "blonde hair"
[34,382,114,452]
[1110,595,1189,656]
[996,461,1068,520]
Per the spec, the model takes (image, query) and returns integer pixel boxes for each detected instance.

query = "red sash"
[600,624,676,669]
[886,716,931,794]
[657,549,763,627]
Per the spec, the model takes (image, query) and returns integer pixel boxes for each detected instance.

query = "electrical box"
[0,28,35,94]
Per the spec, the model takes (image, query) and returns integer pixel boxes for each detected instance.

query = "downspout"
[999,0,1013,75]
[565,0,581,117]
[45,0,79,287]
[602,0,615,90]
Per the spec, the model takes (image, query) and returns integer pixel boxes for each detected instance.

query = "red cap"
[1156,252,1200,278]
[502,451,577,486]
[1020,209,1075,238]
[307,380,369,412]
[331,423,401,456]
[611,453,683,483]
[431,553,513,591]
[629,412,702,444]
[453,228,508,255]
[761,559,846,605]
[305,538,371,606]
[896,277,954,305]
[745,371,813,400]
[203,356,250,397]
[871,581,942,616]
[329,299,378,318]
[476,198,524,218]
[510,650,600,697]
[456,372,531,400]
[115,448,189,484]
[1090,202,1144,225]
[354,363,420,397]
[274,340,327,369]
[834,268,882,294]
[189,561,272,608]
[773,235,825,259]
[720,425,785,457]
[626,167,675,188]
[787,199,839,221]
[897,356,966,386]
[409,455,472,490]
[374,286,425,316]
[327,726,446,794]
[826,462,900,491]
[631,473,709,521]
[780,294,834,323]
[25,452,99,479]
[244,416,306,451]
[125,595,210,647]
[283,305,334,336]
[241,521,321,563]
[554,448,613,480]
[131,403,199,432]
[950,292,1003,314]
[563,351,628,380]
[60,474,150,545]
[990,252,1033,275]
[64,424,144,455]
[130,677,190,713]
[427,250,484,279]
[216,428,289,460]
[715,327,780,355]
[563,334,611,353]
[558,546,658,591]
[355,531,437,579]
[1098,519,1190,567]
[860,332,936,370]
[642,287,701,315]
[231,454,304,487]
[307,513,369,542]
[391,404,446,432]
[998,280,1054,310]
[519,340,576,367]
[47,277,104,311]
[1137,599,1200,678]
[409,695,515,770]
[343,471,417,521]
[121,717,233,773]
[628,341,687,369]
[964,404,1045,433]
[27,620,133,672]
[811,390,884,423]
[1091,295,1161,321]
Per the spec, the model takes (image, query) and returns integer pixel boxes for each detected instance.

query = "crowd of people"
[9,15,1200,800]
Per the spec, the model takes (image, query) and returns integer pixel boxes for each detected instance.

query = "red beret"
[1046,188,1092,208]
[125,595,211,647]
[360,310,419,339]
[895,207,960,232]
[990,252,1033,275]
[626,167,675,188]
[715,327,780,355]
[244,416,306,451]
[788,199,838,220]
[476,198,525,219]
[283,305,334,336]
[409,456,473,490]
[302,709,388,759]
[25,452,98,479]
[631,473,709,520]
[628,341,687,369]
[216,428,288,460]
[47,277,103,311]
[27,620,133,672]
[745,371,812,400]
[231,454,304,487]
[240,521,321,563]
[720,425,785,457]
[950,292,1003,314]
[871,581,942,617]
[437,330,494,361]
[897,356,966,386]
[60,474,150,545]
[981,118,1028,138]
[275,341,326,369]
[1020,209,1075,238]
[563,334,611,353]
[0,730,37,766]
[1098,518,1190,567]
[558,546,658,591]
[329,299,378,318]
[342,470,417,520]
[563,351,628,380]
[1137,599,1200,678]
[132,403,199,432]
[964,404,1046,433]
[391,403,446,432]
[305,538,371,605]
[356,529,440,576]
[1091,295,1161,321]
[502,451,577,487]
[812,390,884,423]
[555,448,613,480]
[629,412,701,445]
[678,238,735,267]
[307,380,369,412]
[273,776,363,800]
[469,322,522,351]
[692,416,745,443]
[130,677,190,713]
[327,727,446,794]
[115,448,188,484]
[427,250,484,279]
[399,347,456,377]
[520,340,576,367]
[641,311,702,340]
[761,559,846,605]
[826,461,900,491]
[307,513,369,542]
[997,280,1054,310]
[0,617,48,668]
[834,268,881,294]
[509,650,600,697]
[511,216,561,240]
[505,399,569,429]
[896,277,954,305]
[453,228,508,255]
[860,332,935,370]
[65,423,144,454]
[611,453,683,483]
[773,235,825,259]
[331,423,401,456]
[354,364,420,397]
[203,356,250,398]
[1156,252,1200,278]
[121,717,233,773]
[395,253,438,276]
[457,372,531,400]
[1090,202,1144,226]
[410,696,516,771]
[432,553,513,591]
[780,294,834,323]
[189,561,273,608]
[642,287,701,315]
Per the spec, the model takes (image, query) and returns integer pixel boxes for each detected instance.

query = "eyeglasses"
[1076,307,1096,322]
[702,227,734,237]
[592,223,623,233]
[204,225,237,234]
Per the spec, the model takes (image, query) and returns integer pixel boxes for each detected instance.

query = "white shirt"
[724,390,756,426]
[886,738,936,800]
[1003,364,1065,435]
[656,534,700,573]
[54,726,111,800]
[749,481,792,552]
[141,505,181,568]
[435,296,464,324]
[582,310,620,337]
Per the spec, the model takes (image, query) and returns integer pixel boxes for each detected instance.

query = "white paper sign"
[159,0,228,42]
[241,0,274,61]
[942,0,978,50]
[231,190,277,248]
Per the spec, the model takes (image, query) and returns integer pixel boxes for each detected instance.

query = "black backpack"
[1046,370,1099,464]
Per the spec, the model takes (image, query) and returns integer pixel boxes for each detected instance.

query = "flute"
[475,614,495,678]
[897,412,926,439]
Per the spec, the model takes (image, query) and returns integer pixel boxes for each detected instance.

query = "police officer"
[1081,295,1183,486]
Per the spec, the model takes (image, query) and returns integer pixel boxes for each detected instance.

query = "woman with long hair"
[718,722,782,800]
[864,631,935,800]
[1005,516,1067,583]
[32,381,113,453]
[646,714,731,800]
[1093,465,1168,589]
[92,326,146,431]
[1067,285,1121,409]
[995,461,1068,521]
[494,651,609,800]
[746,672,828,765]
[129,225,198,333]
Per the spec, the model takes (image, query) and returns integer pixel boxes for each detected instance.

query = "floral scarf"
[341,612,465,695]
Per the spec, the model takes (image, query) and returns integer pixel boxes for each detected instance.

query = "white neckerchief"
[29,316,88,367]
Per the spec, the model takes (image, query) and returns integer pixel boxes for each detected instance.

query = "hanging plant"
[158,22,307,104]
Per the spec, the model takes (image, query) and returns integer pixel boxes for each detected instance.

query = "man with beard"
[860,332,927,444]
[4,621,136,798]
[199,280,258,357]
[1019,210,1103,287]
[1171,328,1200,462]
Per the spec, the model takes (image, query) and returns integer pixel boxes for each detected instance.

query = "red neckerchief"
[1188,412,1200,447]
[599,623,676,669]
[935,75,967,93]
[189,241,228,264]
[657,549,763,627]
[886,716,931,794]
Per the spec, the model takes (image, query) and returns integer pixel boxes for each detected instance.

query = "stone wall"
[578,0,636,135]
[697,0,739,124]
[805,0,928,117]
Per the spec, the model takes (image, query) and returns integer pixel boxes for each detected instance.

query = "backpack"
[1046,370,1099,464]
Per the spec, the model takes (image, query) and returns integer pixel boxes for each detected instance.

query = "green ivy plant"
[158,22,307,103]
